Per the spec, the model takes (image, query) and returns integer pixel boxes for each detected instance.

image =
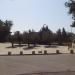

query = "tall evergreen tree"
[39,25,53,45]
[56,29,62,45]
[62,28,68,43]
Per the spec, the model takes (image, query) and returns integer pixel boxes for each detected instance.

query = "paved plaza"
[0,54,75,75]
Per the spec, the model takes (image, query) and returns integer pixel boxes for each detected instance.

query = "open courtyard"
[0,43,74,75]
[0,43,74,55]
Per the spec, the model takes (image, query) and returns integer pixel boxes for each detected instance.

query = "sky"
[0,0,73,33]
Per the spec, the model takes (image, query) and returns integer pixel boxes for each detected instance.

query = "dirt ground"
[0,43,72,55]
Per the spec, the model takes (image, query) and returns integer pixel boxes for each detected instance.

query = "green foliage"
[56,29,62,44]
[65,0,75,42]
[65,0,75,20]
[62,28,68,43]
[0,20,13,42]
[10,25,72,46]
[39,25,53,45]
[71,21,75,27]
[14,31,22,45]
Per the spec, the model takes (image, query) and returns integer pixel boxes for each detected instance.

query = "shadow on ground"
[6,44,27,48]
[14,44,27,47]
[17,71,75,75]
[23,46,36,50]
[44,45,58,48]
[6,46,17,48]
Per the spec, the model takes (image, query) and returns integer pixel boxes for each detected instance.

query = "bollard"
[44,50,47,54]
[32,51,35,55]
[56,50,60,54]
[70,50,74,54]
[8,51,11,55]
[20,51,23,55]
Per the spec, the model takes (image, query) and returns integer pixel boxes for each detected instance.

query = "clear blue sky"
[0,0,73,33]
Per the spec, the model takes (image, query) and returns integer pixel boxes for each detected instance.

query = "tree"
[65,0,75,29]
[22,31,28,44]
[71,21,75,27]
[62,28,68,43]
[39,25,53,45]
[56,29,62,45]
[0,20,13,42]
[8,32,15,48]
[23,30,32,48]
[65,0,75,43]
[14,31,22,46]
[65,0,75,20]
[30,30,38,47]
[9,35,15,48]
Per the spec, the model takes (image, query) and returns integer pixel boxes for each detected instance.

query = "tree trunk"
[19,41,21,46]
[33,43,36,47]
[28,43,30,48]
[12,42,14,48]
